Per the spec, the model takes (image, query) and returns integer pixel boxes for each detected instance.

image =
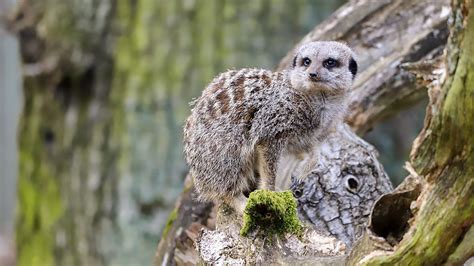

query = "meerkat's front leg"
[256,144,280,191]
[226,194,248,215]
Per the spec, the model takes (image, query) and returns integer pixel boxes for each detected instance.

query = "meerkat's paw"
[228,194,248,215]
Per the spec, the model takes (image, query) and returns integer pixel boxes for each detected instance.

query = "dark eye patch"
[323,58,339,69]
[292,55,297,68]
[349,57,358,78]
[302,57,311,67]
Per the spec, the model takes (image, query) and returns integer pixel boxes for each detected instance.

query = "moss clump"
[240,190,303,237]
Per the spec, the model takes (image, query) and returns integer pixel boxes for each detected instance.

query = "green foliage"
[240,190,302,237]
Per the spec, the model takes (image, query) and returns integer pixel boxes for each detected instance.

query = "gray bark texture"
[289,124,393,248]
[155,0,450,265]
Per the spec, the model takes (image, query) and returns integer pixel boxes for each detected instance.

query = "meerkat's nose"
[309,72,319,80]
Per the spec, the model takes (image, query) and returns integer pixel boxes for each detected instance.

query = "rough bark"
[348,0,474,264]
[154,177,216,266]
[156,0,451,265]
[289,124,393,248]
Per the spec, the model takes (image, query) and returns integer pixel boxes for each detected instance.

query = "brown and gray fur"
[183,41,358,214]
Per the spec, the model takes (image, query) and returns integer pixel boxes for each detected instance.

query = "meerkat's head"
[289,41,357,96]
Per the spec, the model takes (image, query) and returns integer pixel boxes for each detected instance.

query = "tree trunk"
[155,0,454,264]
[15,0,119,264]
[348,0,474,263]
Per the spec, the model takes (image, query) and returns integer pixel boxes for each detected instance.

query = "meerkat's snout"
[309,72,319,81]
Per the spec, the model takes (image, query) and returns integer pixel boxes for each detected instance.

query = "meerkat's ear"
[349,57,358,79]
[292,54,298,68]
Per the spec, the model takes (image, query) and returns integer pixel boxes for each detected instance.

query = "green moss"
[240,190,303,237]
[447,225,474,264]
[161,208,178,239]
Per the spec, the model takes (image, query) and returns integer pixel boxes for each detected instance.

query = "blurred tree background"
[0,0,427,265]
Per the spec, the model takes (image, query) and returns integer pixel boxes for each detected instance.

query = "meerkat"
[183,41,358,214]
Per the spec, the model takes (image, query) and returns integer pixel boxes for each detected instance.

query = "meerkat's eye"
[302,57,311,67]
[323,58,339,69]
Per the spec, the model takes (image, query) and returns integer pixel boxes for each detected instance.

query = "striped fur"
[183,41,357,213]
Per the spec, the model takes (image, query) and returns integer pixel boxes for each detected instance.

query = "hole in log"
[369,185,421,246]
[345,175,360,193]
[293,188,303,198]
[290,175,305,199]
